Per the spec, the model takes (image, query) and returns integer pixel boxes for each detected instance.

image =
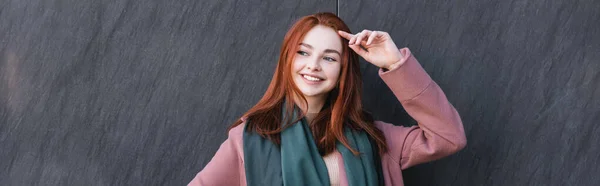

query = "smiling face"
[292,25,343,101]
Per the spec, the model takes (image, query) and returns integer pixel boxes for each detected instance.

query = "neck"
[293,94,326,114]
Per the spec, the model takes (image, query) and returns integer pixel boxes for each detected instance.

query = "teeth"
[303,75,321,82]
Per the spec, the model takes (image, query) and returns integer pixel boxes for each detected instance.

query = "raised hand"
[338,30,405,69]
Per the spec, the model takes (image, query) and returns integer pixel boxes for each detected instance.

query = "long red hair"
[227,12,387,155]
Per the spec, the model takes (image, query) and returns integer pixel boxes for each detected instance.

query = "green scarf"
[243,104,383,186]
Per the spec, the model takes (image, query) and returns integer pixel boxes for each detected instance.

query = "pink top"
[188,48,467,186]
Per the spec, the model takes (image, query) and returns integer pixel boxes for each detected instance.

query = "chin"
[299,88,333,98]
[299,90,322,98]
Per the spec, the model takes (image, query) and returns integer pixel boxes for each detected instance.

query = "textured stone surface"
[2,0,600,185]
[340,0,600,185]
[0,0,335,185]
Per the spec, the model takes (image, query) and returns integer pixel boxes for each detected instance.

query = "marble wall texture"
[1,0,598,185]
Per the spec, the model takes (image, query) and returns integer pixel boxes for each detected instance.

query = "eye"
[324,56,337,62]
[297,51,309,56]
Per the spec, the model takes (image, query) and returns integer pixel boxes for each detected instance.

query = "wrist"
[388,60,404,69]
[382,59,404,71]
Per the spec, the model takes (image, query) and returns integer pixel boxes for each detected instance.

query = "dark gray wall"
[0,0,335,185]
[1,0,599,185]
[341,0,600,185]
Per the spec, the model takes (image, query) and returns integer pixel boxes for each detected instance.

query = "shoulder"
[228,122,245,138]
[228,122,245,145]
[226,121,246,160]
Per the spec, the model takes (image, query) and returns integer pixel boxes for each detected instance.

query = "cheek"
[292,59,305,72]
[326,64,342,82]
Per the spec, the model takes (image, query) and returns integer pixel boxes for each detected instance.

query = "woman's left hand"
[338,30,405,69]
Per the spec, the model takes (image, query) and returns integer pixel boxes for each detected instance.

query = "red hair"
[228,12,387,155]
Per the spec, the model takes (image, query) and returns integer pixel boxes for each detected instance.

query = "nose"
[306,57,321,71]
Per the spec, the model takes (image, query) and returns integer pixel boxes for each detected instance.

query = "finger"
[366,31,379,45]
[354,30,371,45]
[337,30,354,40]
[350,30,366,45]
[349,33,359,45]
[348,44,367,56]
[352,31,366,45]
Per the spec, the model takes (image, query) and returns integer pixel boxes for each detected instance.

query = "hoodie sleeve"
[375,47,467,170]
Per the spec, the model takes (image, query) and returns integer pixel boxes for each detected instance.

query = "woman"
[188,12,466,186]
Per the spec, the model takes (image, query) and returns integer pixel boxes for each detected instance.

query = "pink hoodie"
[188,48,467,186]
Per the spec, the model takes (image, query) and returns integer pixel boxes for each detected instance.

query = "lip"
[300,74,324,85]
[300,73,325,79]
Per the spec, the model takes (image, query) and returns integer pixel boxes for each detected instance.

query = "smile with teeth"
[302,74,323,82]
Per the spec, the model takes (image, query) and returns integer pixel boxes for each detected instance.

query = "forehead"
[300,25,342,52]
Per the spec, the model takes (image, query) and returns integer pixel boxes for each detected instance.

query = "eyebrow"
[300,43,341,56]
